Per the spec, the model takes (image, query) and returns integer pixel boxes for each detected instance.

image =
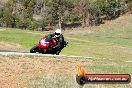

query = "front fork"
[37,47,47,54]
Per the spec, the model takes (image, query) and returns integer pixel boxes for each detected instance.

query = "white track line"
[125,61,132,63]
[0,52,131,62]
[0,52,93,59]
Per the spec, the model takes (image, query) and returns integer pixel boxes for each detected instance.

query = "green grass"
[29,76,80,88]
[87,65,132,74]
[62,37,132,61]
[67,27,132,47]
[62,19,132,60]
[0,28,42,49]
[0,27,132,60]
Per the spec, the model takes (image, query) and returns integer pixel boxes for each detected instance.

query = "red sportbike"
[30,35,68,55]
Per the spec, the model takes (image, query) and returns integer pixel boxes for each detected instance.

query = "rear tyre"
[30,46,38,53]
[55,50,60,55]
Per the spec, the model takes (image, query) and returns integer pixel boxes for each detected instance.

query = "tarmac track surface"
[0,50,131,63]
[0,49,93,59]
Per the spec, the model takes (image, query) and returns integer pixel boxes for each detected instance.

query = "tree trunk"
[85,13,90,27]
[82,14,86,28]
[11,17,16,28]
[58,16,62,29]
[82,12,91,28]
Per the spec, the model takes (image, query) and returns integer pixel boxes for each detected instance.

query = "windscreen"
[45,36,52,42]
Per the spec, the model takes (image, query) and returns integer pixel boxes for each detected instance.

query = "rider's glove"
[53,46,56,49]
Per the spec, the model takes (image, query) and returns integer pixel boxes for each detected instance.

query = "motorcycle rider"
[49,29,64,55]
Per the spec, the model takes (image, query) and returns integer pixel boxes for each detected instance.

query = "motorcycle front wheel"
[30,45,38,53]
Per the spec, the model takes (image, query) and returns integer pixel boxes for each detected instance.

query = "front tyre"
[30,46,38,53]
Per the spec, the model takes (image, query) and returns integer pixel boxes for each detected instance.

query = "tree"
[95,0,126,20]
[0,1,5,26]
[2,0,17,27]
[17,0,35,29]
[47,0,68,29]
[0,0,131,30]
[73,0,101,27]
[128,0,132,13]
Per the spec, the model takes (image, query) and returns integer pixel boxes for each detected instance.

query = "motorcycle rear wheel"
[55,50,60,55]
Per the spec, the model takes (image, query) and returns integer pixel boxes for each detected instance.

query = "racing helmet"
[54,29,61,37]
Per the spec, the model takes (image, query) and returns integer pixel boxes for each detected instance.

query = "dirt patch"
[0,41,25,51]
[0,55,92,88]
